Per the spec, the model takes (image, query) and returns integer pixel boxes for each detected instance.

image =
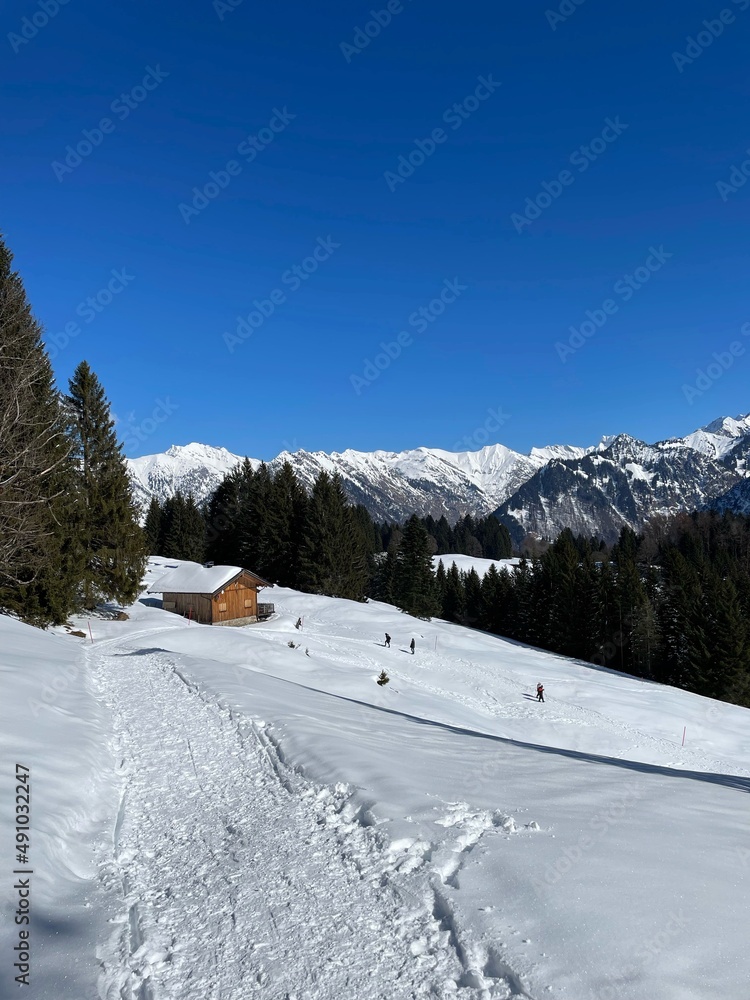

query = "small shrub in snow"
[377,670,390,686]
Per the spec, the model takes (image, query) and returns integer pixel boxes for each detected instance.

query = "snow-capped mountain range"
[126,414,750,542]
[127,441,588,522]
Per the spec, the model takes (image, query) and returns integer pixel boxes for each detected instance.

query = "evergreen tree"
[161,492,205,562]
[571,551,602,662]
[431,515,453,553]
[694,571,747,702]
[441,561,465,623]
[462,567,482,627]
[372,547,398,604]
[238,462,273,573]
[204,460,252,565]
[434,559,447,611]
[655,548,705,690]
[66,361,146,609]
[299,472,368,600]
[479,563,513,635]
[262,461,307,586]
[506,557,534,640]
[143,497,163,555]
[394,515,439,618]
[476,516,513,560]
[591,558,617,665]
[540,529,580,655]
[0,234,79,623]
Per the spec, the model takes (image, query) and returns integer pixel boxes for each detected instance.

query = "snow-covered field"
[1,557,749,1000]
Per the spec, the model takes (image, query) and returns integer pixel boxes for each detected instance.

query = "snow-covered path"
[91,646,506,1000]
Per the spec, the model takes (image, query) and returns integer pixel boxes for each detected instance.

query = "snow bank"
[0,616,118,999]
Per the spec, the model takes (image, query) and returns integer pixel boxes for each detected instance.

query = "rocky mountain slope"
[494,432,744,544]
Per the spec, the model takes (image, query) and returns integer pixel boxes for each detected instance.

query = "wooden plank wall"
[211,578,258,622]
[166,592,213,623]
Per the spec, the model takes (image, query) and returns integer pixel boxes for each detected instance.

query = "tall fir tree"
[143,497,163,555]
[66,361,146,609]
[235,463,272,573]
[441,561,466,623]
[261,462,307,586]
[479,563,513,635]
[299,472,368,600]
[0,233,80,623]
[204,460,252,565]
[462,567,482,627]
[394,515,439,618]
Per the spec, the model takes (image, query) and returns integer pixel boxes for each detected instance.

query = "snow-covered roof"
[148,562,270,595]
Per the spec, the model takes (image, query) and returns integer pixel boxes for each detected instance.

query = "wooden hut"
[149,562,274,626]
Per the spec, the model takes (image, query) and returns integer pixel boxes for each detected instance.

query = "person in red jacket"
[536,683,545,703]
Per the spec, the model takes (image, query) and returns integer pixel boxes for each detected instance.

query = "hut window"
[244,599,254,609]
[217,602,227,612]
[163,601,176,610]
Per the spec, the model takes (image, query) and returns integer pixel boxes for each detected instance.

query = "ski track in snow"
[90,645,534,1000]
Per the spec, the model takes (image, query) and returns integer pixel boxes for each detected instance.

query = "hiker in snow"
[410,638,416,655]
[295,617,302,630]
[536,683,544,703]
[384,633,391,648]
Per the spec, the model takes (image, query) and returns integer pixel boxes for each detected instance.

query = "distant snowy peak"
[529,443,592,464]
[164,443,240,465]
[127,443,250,510]
[660,413,750,461]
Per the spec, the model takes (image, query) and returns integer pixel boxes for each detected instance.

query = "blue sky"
[3,0,750,459]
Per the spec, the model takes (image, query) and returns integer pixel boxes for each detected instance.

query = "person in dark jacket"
[410,638,416,654]
[536,683,544,703]
[384,633,391,648]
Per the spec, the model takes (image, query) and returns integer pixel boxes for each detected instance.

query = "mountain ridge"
[126,413,750,541]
